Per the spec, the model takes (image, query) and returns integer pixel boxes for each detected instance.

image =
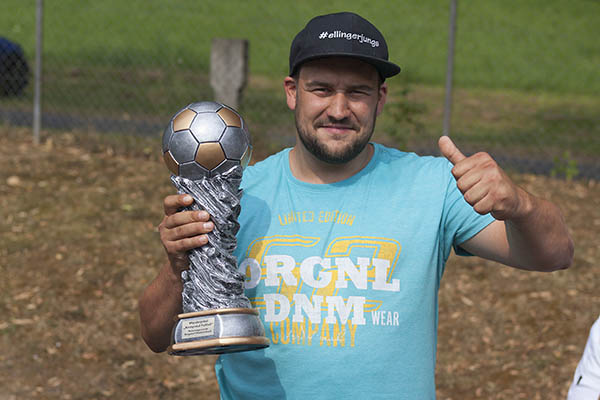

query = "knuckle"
[159,215,169,227]
[482,168,500,185]
[186,222,202,235]
[482,160,499,174]
[473,203,487,214]
[490,183,506,199]
[495,187,507,201]
[159,230,168,243]
[487,161,499,172]
[463,190,474,204]
[474,151,491,161]
[191,211,203,222]
[182,237,202,251]
[184,238,198,249]
[174,240,188,253]
[164,242,177,254]
[158,224,169,240]
[173,225,186,238]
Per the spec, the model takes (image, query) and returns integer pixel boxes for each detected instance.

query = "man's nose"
[327,92,351,120]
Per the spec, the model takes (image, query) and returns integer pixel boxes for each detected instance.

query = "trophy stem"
[171,171,251,313]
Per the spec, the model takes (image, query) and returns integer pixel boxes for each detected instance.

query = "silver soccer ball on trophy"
[162,101,252,179]
[162,101,268,356]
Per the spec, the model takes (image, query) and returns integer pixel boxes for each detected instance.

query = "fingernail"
[196,211,205,220]
[204,222,214,230]
[183,195,193,203]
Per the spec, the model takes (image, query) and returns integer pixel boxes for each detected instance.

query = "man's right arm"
[138,194,214,353]
[139,262,184,352]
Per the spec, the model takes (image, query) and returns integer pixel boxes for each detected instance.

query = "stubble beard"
[295,109,378,165]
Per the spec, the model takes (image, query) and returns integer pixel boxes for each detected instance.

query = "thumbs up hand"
[438,136,529,221]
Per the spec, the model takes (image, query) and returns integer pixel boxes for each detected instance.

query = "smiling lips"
[316,120,358,134]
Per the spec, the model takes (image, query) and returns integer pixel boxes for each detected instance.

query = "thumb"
[438,136,466,165]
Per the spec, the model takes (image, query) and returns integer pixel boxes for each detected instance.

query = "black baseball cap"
[289,12,401,80]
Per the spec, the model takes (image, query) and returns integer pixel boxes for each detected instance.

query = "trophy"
[162,101,269,356]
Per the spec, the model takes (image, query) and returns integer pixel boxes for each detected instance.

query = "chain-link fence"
[2,1,599,178]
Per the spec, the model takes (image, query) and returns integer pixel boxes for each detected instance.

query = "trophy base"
[168,308,270,356]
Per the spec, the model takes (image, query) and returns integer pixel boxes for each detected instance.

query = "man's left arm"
[439,136,574,271]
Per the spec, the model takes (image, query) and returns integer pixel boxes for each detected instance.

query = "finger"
[163,210,211,230]
[471,193,496,216]
[164,194,194,216]
[169,235,209,253]
[452,151,496,179]
[462,180,490,208]
[438,136,466,166]
[455,167,483,194]
[165,221,214,241]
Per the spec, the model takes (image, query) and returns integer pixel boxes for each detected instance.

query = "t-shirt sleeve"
[440,160,495,258]
[568,316,600,399]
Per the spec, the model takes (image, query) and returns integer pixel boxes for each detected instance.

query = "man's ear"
[376,82,388,116]
[283,76,297,111]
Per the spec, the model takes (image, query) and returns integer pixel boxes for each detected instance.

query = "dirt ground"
[1,127,598,399]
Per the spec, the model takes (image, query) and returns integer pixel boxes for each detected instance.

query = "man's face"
[284,57,387,164]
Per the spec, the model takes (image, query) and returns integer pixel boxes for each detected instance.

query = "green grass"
[377,84,600,156]
[2,0,599,94]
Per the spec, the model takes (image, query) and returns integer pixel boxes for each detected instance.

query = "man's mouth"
[317,123,357,134]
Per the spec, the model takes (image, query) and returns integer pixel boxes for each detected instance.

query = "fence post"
[33,0,43,145]
[443,0,457,137]
[210,39,248,110]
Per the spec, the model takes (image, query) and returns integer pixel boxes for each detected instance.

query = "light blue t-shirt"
[215,143,494,400]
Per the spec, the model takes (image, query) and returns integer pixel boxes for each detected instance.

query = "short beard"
[295,111,377,165]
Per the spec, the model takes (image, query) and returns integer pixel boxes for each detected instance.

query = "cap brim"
[291,52,401,78]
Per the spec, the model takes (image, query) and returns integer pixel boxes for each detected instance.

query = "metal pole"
[33,0,43,145]
[442,0,457,137]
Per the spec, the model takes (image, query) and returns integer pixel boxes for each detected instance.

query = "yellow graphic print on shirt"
[238,235,402,348]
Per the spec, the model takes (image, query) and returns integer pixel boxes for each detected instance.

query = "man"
[139,12,573,399]
[568,316,600,399]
